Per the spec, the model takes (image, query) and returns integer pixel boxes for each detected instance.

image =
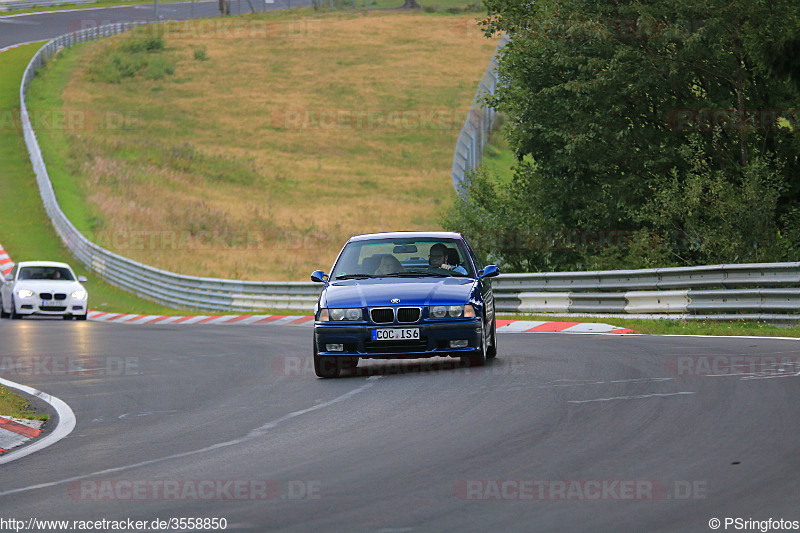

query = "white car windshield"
[18,266,75,281]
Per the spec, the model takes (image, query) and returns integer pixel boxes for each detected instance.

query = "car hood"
[322,277,476,308]
[13,280,85,293]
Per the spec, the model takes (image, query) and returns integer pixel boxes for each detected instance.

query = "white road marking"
[0,376,382,496]
[0,378,76,465]
[567,391,696,404]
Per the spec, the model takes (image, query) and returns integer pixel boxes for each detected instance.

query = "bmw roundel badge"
[391,298,400,304]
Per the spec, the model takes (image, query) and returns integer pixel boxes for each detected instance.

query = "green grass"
[0,43,216,316]
[477,119,537,188]
[0,383,49,420]
[480,139,516,187]
[498,313,800,337]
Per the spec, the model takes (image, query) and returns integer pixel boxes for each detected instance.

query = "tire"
[486,316,497,359]
[63,314,73,320]
[9,297,21,320]
[0,297,8,319]
[462,318,487,368]
[76,313,87,321]
[313,337,343,378]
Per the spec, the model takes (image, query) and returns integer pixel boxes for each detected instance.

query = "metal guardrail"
[0,0,95,11]
[493,264,800,320]
[450,34,508,197]
[19,25,800,319]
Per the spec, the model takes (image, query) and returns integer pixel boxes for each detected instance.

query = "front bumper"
[15,297,87,316]
[315,319,482,359]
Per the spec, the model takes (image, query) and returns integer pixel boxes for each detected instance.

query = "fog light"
[450,339,469,348]
[326,344,344,352]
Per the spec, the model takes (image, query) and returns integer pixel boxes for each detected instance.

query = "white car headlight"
[72,290,87,300]
[17,289,34,299]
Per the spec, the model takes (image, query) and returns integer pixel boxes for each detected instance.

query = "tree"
[470,0,800,269]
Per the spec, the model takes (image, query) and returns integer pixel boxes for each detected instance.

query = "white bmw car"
[1,261,88,320]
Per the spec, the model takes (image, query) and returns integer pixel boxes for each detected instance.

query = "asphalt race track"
[2,319,800,532]
[0,0,285,50]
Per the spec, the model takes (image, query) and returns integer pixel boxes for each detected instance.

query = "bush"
[193,45,209,61]
[144,55,176,80]
[91,33,176,84]
[119,34,166,54]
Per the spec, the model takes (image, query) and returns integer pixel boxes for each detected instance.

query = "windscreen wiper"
[381,271,450,277]
[334,274,375,280]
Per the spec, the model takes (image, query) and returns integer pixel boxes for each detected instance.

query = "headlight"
[430,305,475,318]
[71,290,87,300]
[430,305,448,318]
[17,289,34,298]
[319,308,362,321]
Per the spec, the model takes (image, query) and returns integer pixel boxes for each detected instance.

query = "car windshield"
[331,238,474,279]
[18,266,75,281]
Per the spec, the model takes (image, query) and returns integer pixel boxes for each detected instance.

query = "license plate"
[372,328,419,341]
[40,300,62,307]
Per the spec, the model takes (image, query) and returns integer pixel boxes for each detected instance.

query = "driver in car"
[428,243,467,274]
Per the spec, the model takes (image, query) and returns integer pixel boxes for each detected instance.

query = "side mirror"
[3,274,11,282]
[479,265,500,279]
[78,275,87,283]
[311,270,327,283]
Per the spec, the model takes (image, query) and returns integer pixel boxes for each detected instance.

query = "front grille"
[370,308,394,324]
[39,306,67,312]
[38,293,66,300]
[396,307,421,323]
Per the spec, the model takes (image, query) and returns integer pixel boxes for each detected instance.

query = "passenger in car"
[374,254,404,276]
[361,255,381,274]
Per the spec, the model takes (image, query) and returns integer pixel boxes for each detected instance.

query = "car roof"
[16,261,74,269]
[347,231,465,242]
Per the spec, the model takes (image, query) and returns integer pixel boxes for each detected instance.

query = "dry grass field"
[32,10,498,280]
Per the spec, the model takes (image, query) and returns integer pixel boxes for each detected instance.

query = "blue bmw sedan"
[311,231,499,378]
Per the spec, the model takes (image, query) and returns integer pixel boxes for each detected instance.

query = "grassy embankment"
[28,9,498,281]
[0,43,188,314]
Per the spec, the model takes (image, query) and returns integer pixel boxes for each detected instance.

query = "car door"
[464,238,495,324]
[1,265,16,311]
